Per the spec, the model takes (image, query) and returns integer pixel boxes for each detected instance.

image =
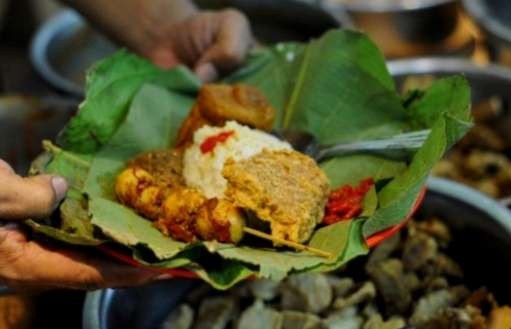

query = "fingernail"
[51,176,68,202]
[0,159,14,174]
[195,63,218,82]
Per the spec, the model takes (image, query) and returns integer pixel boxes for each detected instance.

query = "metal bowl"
[82,177,511,329]
[388,57,511,101]
[322,0,461,58]
[31,2,341,97]
[30,10,117,97]
[462,0,511,65]
[389,57,511,200]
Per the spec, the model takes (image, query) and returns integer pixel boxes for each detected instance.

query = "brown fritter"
[176,84,276,146]
[223,149,330,243]
[127,149,185,191]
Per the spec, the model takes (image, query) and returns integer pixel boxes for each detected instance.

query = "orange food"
[176,84,275,147]
[323,178,374,225]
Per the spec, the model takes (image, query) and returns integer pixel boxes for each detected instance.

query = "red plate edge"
[365,187,426,248]
[99,187,427,279]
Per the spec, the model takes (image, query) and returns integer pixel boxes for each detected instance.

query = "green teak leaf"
[59,51,200,153]
[84,84,194,199]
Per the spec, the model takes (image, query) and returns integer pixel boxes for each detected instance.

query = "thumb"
[0,173,68,220]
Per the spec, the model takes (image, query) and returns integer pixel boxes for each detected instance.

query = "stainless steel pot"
[462,0,511,66]
[322,0,461,58]
[31,2,341,97]
[388,57,511,102]
[82,177,511,329]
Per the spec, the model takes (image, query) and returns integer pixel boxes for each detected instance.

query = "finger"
[194,62,219,83]
[189,12,216,58]
[0,228,160,290]
[169,23,201,66]
[197,9,252,74]
[0,174,68,220]
[147,46,181,69]
[0,159,14,174]
[26,247,160,290]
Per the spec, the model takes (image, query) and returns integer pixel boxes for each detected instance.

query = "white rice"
[183,121,291,199]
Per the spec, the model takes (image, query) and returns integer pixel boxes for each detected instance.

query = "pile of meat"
[160,217,511,329]
[433,97,511,198]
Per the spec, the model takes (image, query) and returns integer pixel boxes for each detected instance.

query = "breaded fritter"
[176,84,276,146]
[223,149,330,243]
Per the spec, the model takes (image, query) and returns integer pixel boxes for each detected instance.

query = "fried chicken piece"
[223,149,330,243]
[155,189,246,243]
[115,167,164,219]
[115,150,185,220]
[155,188,206,242]
[176,84,276,146]
[195,198,245,243]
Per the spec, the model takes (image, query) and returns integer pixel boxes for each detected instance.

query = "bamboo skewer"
[243,227,333,259]
[42,141,334,259]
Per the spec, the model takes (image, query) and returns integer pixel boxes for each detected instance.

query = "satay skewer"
[243,227,333,259]
[42,140,334,259]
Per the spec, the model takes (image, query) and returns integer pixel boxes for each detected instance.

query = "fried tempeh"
[176,84,276,146]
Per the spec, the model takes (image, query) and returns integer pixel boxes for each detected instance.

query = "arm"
[61,0,253,81]
[61,0,197,57]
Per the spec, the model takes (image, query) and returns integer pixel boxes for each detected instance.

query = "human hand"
[66,0,253,82]
[0,159,162,290]
[144,9,254,82]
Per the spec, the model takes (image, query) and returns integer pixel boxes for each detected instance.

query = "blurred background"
[2,0,511,328]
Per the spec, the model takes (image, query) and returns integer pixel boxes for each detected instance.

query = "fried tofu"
[223,150,330,243]
[176,84,276,146]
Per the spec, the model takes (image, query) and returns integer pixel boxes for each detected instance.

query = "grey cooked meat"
[367,258,412,315]
[223,149,330,243]
[237,300,282,329]
[333,282,376,310]
[281,311,326,329]
[248,279,280,301]
[280,273,333,314]
[160,217,510,329]
[402,231,438,271]
[410,286,470,326]
[192,297,236,329]
[160,304,194,329]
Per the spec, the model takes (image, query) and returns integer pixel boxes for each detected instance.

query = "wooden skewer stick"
[243,227,333,259]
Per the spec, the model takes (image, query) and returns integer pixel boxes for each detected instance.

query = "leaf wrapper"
[31,30,471,289]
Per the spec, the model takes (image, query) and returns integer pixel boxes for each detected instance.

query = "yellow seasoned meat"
[115,167,163,219]
[223,149,330,243]
[155,188,206,242]
[195,199,245,243]
[155,189,245,243]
